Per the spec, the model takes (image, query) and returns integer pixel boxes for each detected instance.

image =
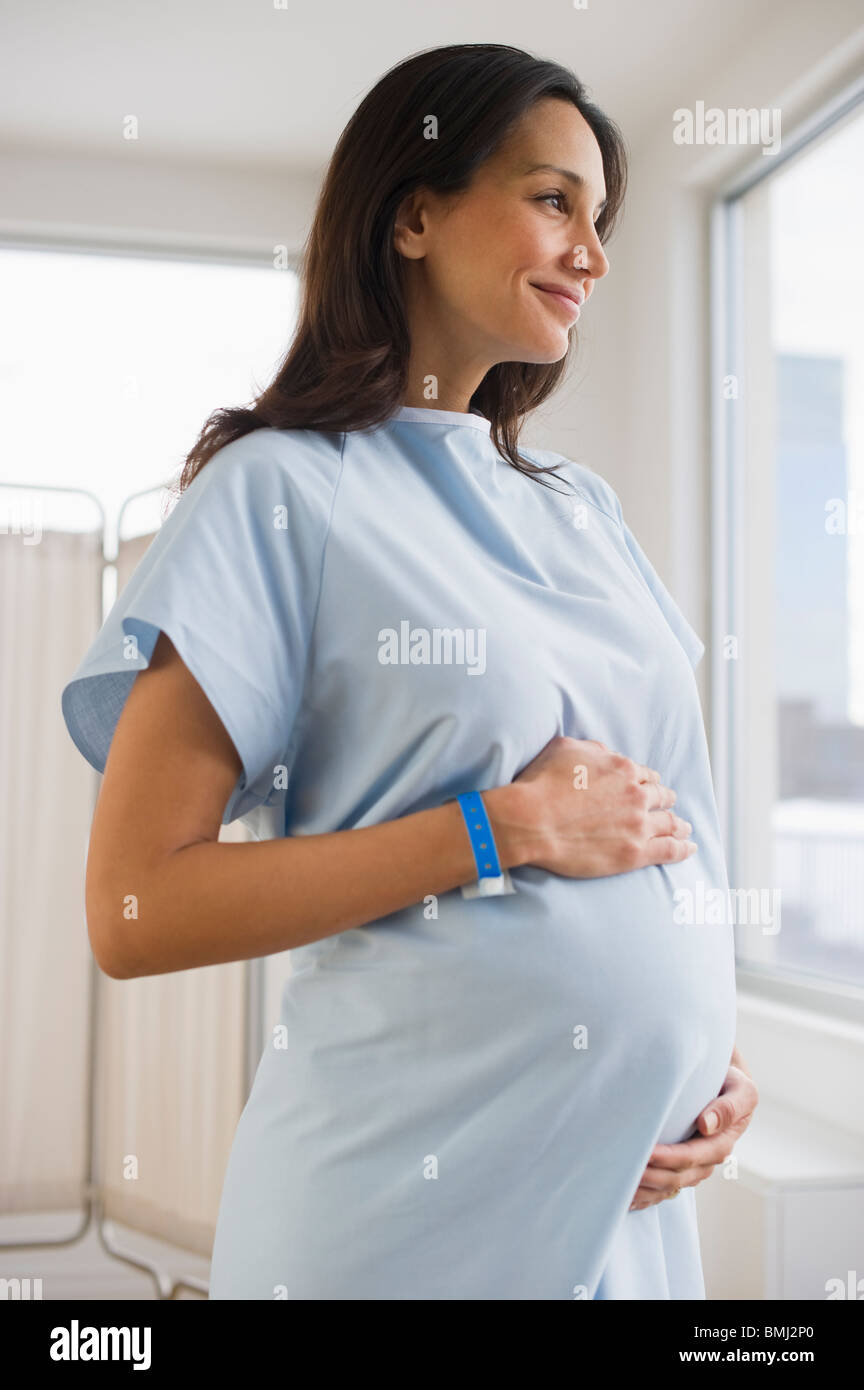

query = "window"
[0,247,299,538]
[713,91,864,996]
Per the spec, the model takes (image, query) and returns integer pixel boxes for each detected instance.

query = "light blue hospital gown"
[61,404,737,1300]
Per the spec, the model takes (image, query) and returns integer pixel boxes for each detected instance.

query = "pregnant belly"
[223,861,738,1299]
[283,852,737,1170]
[514,859,738,1147]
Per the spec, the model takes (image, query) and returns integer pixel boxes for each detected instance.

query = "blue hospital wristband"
[457,792,502,876]
[456,792,517,898]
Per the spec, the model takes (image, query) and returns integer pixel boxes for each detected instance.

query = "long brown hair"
[176,43,628,496]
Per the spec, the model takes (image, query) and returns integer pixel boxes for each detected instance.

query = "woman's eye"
[537,191,568,213]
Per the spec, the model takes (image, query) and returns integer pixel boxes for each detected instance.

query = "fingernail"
[687,842,699,855]
[704,1110,718,1132]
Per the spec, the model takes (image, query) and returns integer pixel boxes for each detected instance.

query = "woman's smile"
[530,282,583,322]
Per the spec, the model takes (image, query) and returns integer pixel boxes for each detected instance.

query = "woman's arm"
[85,632,538,978]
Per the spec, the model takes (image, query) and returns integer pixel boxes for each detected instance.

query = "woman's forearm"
[97,783,538,978]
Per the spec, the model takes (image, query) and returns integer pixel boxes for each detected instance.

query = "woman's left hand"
[629,1050,759,1211]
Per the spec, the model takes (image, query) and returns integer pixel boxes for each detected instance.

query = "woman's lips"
[532,285,581,321]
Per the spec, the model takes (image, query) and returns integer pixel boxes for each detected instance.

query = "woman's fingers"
[646,1114,752,1177]
[638,1161,719,1191]
[642,778,684,821]
[629,1077,757,1209]
[636,763,661,784]
[640,777,690,836]
[652,808,693,838]
[626,763,695,851]
[648,1128,738,1171]
[695,1066,759,1136]
[629,1163,717,1209]
[636,777,695,851]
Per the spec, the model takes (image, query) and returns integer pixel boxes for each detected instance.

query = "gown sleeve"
[61,428,340,824]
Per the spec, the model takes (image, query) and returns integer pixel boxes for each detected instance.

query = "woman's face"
[394,98,610,383]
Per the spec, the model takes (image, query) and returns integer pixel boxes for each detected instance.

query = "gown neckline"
[390,405,492,435]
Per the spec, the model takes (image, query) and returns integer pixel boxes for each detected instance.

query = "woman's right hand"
[488,735,697,879]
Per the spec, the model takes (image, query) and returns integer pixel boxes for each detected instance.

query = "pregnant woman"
[62,43,757,1299]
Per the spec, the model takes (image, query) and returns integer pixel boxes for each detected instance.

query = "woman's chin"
[508,335,571,365]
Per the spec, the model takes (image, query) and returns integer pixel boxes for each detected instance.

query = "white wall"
[0,147,320,257]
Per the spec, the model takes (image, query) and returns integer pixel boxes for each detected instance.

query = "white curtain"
[1,521,274,1266]
[95,948,247,1256]
[0,528,97,1214]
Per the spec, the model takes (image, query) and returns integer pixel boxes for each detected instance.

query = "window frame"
[709,74,864,1024]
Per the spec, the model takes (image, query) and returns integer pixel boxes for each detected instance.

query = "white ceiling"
[1,0,789,171]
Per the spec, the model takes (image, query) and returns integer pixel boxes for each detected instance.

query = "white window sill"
[734,982,864,1142]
